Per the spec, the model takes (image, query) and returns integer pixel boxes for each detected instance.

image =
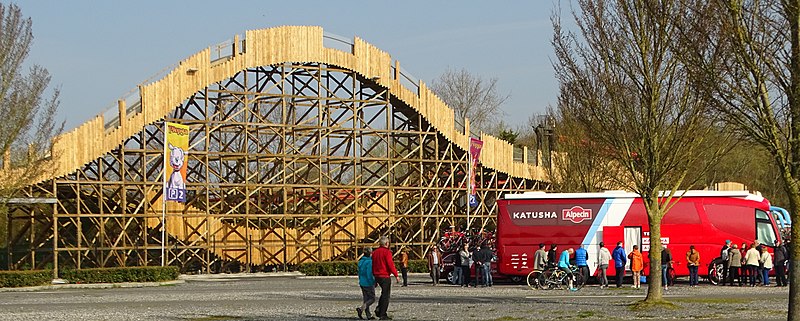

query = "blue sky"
[16,1,558,131]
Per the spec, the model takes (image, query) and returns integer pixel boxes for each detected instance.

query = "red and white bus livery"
[496,190,783,284]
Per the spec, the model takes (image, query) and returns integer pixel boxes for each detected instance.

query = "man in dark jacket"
[612,241,627,288]
[547,244,559,268]
[719,240,730,286]
[774,240,788,287]
[476,245,494,287]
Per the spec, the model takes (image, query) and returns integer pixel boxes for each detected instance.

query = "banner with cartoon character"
[468,137,483,207]
[164,122,189,202]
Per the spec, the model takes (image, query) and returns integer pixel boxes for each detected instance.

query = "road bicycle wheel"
[527,270,540,290]
[537,270,553,290]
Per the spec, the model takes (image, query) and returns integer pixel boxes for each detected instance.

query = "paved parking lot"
[0,273,789,320]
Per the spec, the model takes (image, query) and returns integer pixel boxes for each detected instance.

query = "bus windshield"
[756,209,779,245]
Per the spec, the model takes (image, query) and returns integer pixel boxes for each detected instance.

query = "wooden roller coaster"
[6,26,549,274]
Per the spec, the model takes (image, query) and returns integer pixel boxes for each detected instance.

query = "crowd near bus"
[355,190,790,319]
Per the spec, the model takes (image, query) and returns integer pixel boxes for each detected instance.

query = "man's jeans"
[482,262,492,286]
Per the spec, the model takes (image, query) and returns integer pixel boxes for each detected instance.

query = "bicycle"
[528,265,584,290]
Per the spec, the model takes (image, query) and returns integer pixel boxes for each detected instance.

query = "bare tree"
[429,67,509,135]
[547,89,620,193]
[0,3,63,243]
[677,1,800,317]
[552,0,732,303]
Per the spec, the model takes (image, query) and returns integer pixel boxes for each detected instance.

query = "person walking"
[357,247,376,320]
[575,245,589,287]
[719,240,731,286]
[774,240,788,287]
[372,236,400,320]
[399,248,409,287]
[760,245,773,286]
[661,247,672,290]
[612,241,627,288]
[597,242,611,288]
[686,245,700,287]
[628,245,643,289]
[744,242,760,287]
[427,247,441,286]
[558,248,578,291]
[458,244,471,287]
[728,244,742,286]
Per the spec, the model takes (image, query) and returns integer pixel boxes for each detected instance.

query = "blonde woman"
[759,246,773,286]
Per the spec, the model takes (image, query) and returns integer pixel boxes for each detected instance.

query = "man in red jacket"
[372,236,400,320]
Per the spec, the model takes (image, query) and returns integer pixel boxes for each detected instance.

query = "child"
[357,247,376,320]
[628,245,643,289]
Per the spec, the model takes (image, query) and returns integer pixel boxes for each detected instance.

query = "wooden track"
[50,26,544,184]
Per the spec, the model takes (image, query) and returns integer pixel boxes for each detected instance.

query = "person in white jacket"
[759,247,773,286]
[597,242,612,288]
[744,243,760,287]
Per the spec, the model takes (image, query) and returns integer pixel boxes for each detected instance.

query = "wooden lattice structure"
[7,26,548,273]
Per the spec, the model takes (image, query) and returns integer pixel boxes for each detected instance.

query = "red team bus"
[495,190,783,285]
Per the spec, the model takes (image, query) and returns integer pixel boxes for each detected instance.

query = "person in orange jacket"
[399,248,409,287]
[628,245,643,289]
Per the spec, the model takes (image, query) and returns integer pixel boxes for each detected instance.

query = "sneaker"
[569,287,578,291]
[356,307,364,320]
[379,316,392,320]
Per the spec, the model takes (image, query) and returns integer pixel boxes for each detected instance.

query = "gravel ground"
[0,273,789,320]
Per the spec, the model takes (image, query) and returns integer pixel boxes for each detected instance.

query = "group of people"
[719,239,790,287]
[532,239,790,290]
[356,236,401,320]
[449,243,495,287]
[531,243,593,290]
[532,241,643,289]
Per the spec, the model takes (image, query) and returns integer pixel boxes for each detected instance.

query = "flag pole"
[162,122,167,267]
[467,147,471,228]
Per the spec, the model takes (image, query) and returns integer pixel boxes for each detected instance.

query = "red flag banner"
[468,137,483,207]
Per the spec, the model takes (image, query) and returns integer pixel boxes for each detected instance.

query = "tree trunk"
[788,0,800,320]
[787,188,800,321]
[644,201,663,302]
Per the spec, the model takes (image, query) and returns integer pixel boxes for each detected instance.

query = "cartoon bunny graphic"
[166,143,186,201]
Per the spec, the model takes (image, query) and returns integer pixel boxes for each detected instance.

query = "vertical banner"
[164,122,189,203]
[468,137,484,207]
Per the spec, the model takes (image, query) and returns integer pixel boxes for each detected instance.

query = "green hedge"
[0,270,52,288]
[60,266,179,284]
[298,259,429,276]
[407,259,428,273]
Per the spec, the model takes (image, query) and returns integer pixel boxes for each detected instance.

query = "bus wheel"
[707,258,725,285]
[510,275,523,284]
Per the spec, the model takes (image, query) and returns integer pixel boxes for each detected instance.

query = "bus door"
[624,227,642,269]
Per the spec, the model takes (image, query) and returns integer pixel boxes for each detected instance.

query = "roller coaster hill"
[5,26,550,275]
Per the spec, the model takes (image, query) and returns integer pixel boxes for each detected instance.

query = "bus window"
[756,209,778,246]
